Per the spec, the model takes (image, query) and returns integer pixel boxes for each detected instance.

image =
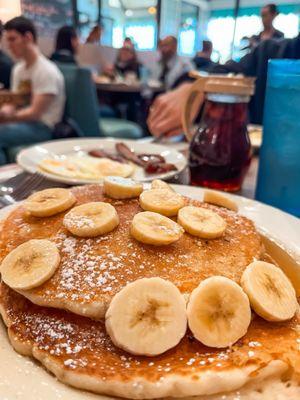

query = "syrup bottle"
[183,75,255,192]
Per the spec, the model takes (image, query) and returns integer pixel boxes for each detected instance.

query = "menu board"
[21,0,73,37]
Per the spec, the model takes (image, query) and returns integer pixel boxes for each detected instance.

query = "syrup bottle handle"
[182,77,207,142]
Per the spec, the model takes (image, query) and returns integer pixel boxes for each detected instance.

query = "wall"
[37,36,160,73]
[0,0,21,22]
[20,0,73,37]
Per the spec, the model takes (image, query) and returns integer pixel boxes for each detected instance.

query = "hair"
[202,40,212,53]
[264,4,278,15]
[169,36,178,46]
[117,46,138,64]
[0,20,3,39]
[55,25,77,54]
[4,16,37,42]
[158,36,178,47]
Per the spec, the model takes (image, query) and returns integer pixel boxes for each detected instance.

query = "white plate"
[248,125,263,150]
[17,138,187,184]
[0,186,299,400]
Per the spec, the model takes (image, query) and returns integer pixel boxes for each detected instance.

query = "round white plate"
[248,125,263,150]
[17,138,187,184]
[0,186,299,400]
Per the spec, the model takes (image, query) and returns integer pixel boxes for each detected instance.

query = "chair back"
[57,63,102,137]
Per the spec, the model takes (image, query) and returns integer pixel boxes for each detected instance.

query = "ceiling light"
[125,9,133,17]
[148,6,157,15]
[109,0,121,7]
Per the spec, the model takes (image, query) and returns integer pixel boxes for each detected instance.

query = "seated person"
[0,16,65,165]
[114,46,142,81]
[147,33,300,135]
[123,36,135,49]
[193,40,217,72]
[50,25,79,64]
[0,20,13,89]
[151,36,194,90]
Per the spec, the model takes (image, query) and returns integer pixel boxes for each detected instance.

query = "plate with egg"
[17,138,187,185]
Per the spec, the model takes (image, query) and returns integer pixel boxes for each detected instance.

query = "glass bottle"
[189,93,252,191]
[183,75,255,192]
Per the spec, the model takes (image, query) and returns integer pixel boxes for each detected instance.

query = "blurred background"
[1,0,299,65]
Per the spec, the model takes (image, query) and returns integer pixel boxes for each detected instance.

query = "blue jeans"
[0,121,52,165]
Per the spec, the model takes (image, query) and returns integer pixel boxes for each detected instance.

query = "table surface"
[94,79,164,94]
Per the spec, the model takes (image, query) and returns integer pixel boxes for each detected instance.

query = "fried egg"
[39,156,134,181]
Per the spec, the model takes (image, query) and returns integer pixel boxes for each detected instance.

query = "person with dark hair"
[151,35,194,90]
[0,20,13,89]
[253,4,284,44]
[123,37,135,49]
[50,25,79,64]
[114,46,142,80]
[193,40,217,72]
[0,16,65,165]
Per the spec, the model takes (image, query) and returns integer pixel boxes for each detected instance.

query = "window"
[125,21,156,50]
[21,0,73,36]
[207,17,235,63]
[274,13,299,38]
[179,2,199,56]
[77,0,100,40]
[207,12,300,63]
[102,0,158,49]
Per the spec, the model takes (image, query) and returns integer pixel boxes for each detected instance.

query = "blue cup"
[256,60,300,216]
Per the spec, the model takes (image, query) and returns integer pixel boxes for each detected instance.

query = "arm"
[0,93,54,123]
[209,49,258,77]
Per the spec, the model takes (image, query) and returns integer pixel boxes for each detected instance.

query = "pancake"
[0,283,299,399]
[0,185,263,319]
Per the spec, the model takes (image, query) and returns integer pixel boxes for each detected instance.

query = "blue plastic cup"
[256,60,300,216]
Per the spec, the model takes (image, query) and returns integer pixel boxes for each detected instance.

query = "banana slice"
[203,190,238,212]
[63,202,119,237]
[24,188,76,217]
[139,189,185,217]
[178,206,226,239]
[0,239,60,290]
[131,211,183,245]
[105,277,187,356]
[104,176,143,199]
[187,276,251,348]
[151,179,174,192]
[241,261,298,322]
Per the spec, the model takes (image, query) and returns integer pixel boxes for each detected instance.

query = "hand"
[0,104,16,122]
[147,82,202,138]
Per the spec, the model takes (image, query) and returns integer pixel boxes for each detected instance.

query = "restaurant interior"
[0,1,300,399]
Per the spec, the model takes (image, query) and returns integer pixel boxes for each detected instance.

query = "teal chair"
[58,64,143,139]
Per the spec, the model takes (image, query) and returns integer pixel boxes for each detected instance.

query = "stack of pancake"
[0,181,299,399]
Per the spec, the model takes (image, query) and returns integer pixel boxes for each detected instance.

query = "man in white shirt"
[0,16,65,165]
[151,36,194,90]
